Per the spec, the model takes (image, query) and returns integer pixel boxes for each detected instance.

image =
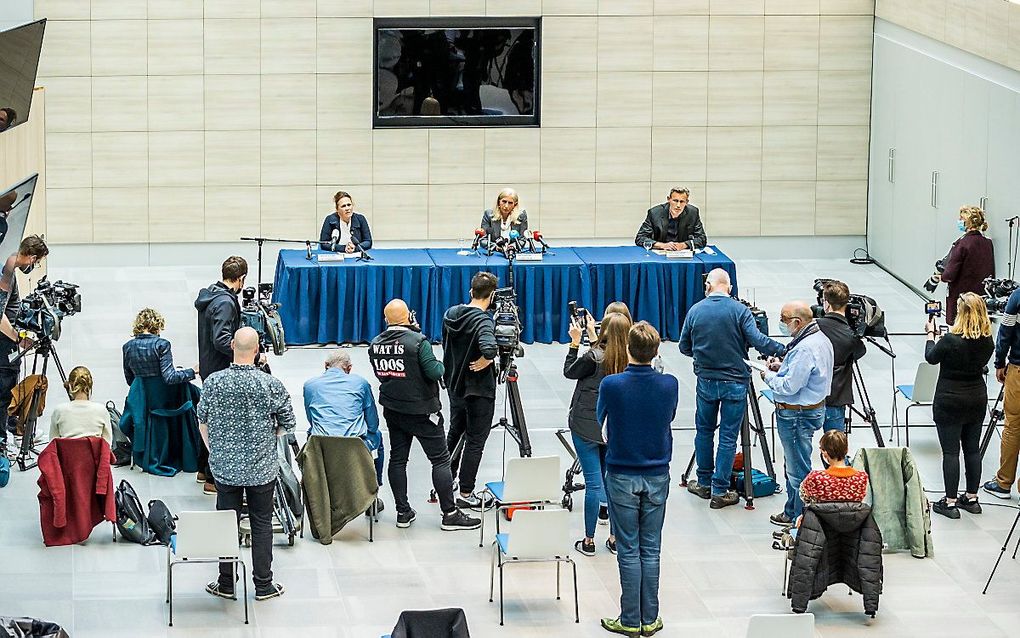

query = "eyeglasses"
[499,199,516,205]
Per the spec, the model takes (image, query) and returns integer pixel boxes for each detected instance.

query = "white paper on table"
[744,358,770,374]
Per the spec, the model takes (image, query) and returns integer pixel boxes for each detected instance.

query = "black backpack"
[105,401,132,467]
[146,499,176,546]
[114,479,157,545]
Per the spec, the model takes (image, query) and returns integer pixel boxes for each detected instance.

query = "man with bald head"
[197,327,295,601]
[368,299,480,531]
[760,301,833,528]
[680,268,786,509]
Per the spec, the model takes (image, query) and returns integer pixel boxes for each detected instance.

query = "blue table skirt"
[273,246,737,345]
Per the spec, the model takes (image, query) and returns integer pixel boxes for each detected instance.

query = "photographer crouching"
[814,281,867,434]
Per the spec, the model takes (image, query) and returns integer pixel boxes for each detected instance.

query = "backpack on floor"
[115,479,157,545]
[146,499,176,546]
[731,468,780,498]
[0,455,9,488]
[105,401,132,467]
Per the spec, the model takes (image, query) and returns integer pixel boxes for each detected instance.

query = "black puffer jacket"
[788,501,883,616]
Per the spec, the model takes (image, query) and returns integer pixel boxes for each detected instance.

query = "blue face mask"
[958,220,966,232]
[778,321,792,337]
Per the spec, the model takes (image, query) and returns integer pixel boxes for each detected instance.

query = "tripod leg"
[983,509,1020,594]
[505,377,531,458]
[979,387,1005,463]
[740,408,754,510]
[680,451,696,487]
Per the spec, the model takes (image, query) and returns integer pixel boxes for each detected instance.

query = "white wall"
[0,0,34,30]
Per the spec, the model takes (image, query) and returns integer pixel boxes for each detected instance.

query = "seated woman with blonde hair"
[49,366,111,443]
[122,308,197,387]
[480,188,528,247]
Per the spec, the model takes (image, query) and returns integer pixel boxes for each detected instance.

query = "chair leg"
[112,521,117,543]
[571,560,579,624]
[499,560,505,626]
[905,404,912,447]
[556,560,561,600]
[167,562,174,627]
[369,505,374,543]
[165,548,171,603]
[489,543,496,602]
[479,499,485,548]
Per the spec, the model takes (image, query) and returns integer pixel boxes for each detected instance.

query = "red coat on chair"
[37,437,117,547]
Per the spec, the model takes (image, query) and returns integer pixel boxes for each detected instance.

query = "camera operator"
[0,235,47,447]
[939,206,994,324]
[679,268,785,509]
[369,299,480,531]
[985,285,1020,501]
[814,281,867,434]
[442,271,499,510]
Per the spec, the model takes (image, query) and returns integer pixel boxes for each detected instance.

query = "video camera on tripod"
[982,277,1019,315]
[810,278,887,339]
[240,283,286,356]
[491,286,523,376]
[13,276,81,342]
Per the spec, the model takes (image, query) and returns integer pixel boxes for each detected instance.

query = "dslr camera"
[13,277,81,342]
[923,258,946,293]
[240,283,286,356]
[810,278,887,339]
[983,277,1019,314]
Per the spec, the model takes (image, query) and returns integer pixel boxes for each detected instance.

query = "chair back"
[501,456,561,503]
[745,613,815,638]
[505,509,569,559]
[174,510,239,560]
[911,363,939,403]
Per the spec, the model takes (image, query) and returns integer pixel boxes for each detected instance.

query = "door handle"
[888,149,895,183]
[931,171,939,208]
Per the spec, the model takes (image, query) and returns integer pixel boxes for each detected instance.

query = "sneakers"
[205,581,235,600]
[957,494,982,514]
[710,491,739,510]
[575,538,596,556]
[598,504,610,525]
[605,537,617,555]
[983,480,1012,499]
[441,509,481,531]
[770,512,793,527]
[455,491,494,511]
[365,498,385,516]
[196,472,207,483]
[641,617,664,636]
[396,508,416,529]
[254,583,285,601]
[601,617,640,636]
[932,497,960,519]
[203,482,217,495]
[686,480,711,500]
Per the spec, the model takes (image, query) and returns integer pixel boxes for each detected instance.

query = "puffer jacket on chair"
[787,501,883,617]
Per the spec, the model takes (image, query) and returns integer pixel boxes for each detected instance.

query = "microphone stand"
[239,236,330,288]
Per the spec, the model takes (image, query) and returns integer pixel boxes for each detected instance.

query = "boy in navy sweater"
[597,322,677,637]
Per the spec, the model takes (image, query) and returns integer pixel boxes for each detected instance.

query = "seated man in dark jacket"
[635,187,707,251]
[319,190,373,253]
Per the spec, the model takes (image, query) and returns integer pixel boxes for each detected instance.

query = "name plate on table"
[317,252,362,262]
[651,249,694,259]
[515,253,544,262]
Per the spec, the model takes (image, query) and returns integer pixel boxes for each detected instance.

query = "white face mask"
[779,320,794,337]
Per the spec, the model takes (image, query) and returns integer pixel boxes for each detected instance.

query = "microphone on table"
[531,230,550,252]
[492,236,508,257]
[353,237,373,261]
[470,228,485,251]
[508,230,526,256]
[330,228,340,252]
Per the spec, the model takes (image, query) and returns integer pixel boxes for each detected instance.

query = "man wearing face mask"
[0,235,47,447]
[814,281,867,434]
[760,302,833,528]
[679,268,785,509]
[194,255,250,495]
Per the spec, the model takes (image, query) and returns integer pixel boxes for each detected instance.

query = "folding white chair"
[478,455,561,548]
[166,510,249,627]
[892,362,939,446]
[488,508,578,626]
[746,613,814,638]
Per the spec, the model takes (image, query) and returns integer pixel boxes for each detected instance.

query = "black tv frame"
[373,16,541,129]
[0,18,46,134]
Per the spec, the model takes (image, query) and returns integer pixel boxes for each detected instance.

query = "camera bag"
[105,401,132,467]
[114,479,157,545]
[146,499,176,546]
[731,468,780,498]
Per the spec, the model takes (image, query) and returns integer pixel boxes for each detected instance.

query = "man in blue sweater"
[597,322,677,637]
[679,269,785,509]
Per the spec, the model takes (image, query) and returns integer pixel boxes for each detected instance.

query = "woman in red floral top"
[800,430,868,504]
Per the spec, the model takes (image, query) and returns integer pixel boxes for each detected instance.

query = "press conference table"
[273,246,738,345]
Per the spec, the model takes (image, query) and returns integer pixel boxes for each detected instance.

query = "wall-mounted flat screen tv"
[374,17,541,128]
[0,19,45,133]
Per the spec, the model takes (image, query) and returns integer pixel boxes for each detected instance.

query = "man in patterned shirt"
[198,326,295,602]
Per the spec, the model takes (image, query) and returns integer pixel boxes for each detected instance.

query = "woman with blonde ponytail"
[49,366,111,443]
[941,205,994,324]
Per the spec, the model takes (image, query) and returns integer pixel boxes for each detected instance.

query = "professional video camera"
[810,278,887,338]
[983,277,1019,314]
[739,299,769,336]
[240,283,286,356]
[13,277,81,342]
[492,287,522,369]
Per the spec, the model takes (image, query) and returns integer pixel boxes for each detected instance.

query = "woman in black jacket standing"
[924,292,994,518]
[564,311,630,556]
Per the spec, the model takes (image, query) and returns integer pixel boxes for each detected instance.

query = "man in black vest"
[368,299,480,531]
[815,280,867,434]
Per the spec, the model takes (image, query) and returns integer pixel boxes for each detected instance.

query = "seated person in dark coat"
[122,307,198,386]
[480,188,528,247]
[635,187,707,251]
[319,190,373,253]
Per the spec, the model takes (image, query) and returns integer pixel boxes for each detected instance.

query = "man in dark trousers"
[442,271,499,510]
[194,255,248,495]
[368,298,480,531]
[598,322,677,638]
[815,280,867,434]
[634,186,707,251]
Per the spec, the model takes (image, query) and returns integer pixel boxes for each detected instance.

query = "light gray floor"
[4,256,1020,637]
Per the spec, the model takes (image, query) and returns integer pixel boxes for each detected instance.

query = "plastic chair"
[746,613,814,638]
[479,456,561,548]
[892,363,939,446]
[166,511,248,627]
[488,508,578,626]
[297,435,380,544]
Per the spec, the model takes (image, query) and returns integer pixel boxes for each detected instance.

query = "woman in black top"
[924,292,994,519]
[563,311,630,556]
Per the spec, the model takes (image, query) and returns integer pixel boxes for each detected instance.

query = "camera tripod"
[13,337,69,471]
[846,359,886,448]
[680,375,777,510]
[979,384,1005,462]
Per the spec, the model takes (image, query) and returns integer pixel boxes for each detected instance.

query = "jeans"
[0,367,17,444]
[372,445,385,487]
[216,480,275,590]
[384,408,456,515]
[447,395,495,494]
[571,432,613,539]
[823,405,846,432]
[605,472,669,628]
[694,378,748,495]
[776,407,824,520]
